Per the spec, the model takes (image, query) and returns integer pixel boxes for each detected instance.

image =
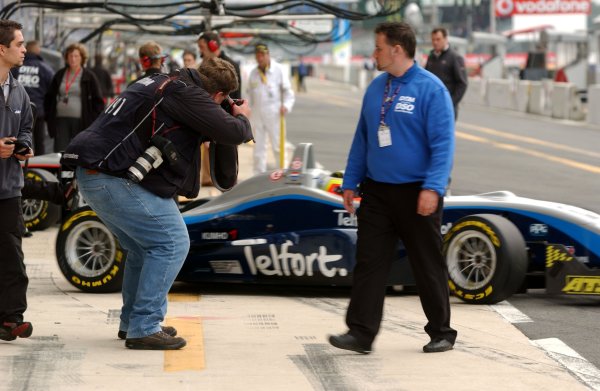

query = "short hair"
[138,41,162,60]
[374,22,416,59]
[197,57,238,96]
[254,43,269,54]
[182,49,197,60]
[0,20,23,47]
[26,40,40,53]
[431,27,448,38]
[64,43,89,66]
[197,31,221,47]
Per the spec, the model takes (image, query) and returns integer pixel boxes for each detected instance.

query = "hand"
[0,137,17,159]
[280,105,288,116]
[231,99,251,118]
[417,189,439,216]
[14,149,34,161]
[343,189,356,214]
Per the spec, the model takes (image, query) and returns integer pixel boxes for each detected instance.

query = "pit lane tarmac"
[1,226,590,391]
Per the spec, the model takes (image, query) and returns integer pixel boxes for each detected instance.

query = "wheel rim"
[22,198,44,221]
[64,221,117,278]
[446,230,497,290]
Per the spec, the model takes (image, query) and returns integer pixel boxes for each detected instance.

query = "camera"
[126,135,179,183]
[5,140,31,155]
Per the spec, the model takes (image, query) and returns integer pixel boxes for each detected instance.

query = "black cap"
[254,43,269,53]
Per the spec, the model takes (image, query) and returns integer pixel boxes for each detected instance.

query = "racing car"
[23,144,600,304]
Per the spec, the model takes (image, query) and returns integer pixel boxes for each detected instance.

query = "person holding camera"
[0,20,35,342]
[61,57,253,350]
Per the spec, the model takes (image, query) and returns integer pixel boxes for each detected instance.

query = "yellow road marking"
[458,122,600,159]
[167,293,200,302]
[456,131,600,174]
[164,316,205,372]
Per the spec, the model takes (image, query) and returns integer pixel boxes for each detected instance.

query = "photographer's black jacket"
[61,69,253,198]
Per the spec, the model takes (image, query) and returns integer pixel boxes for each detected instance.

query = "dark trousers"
[32,114,47,156]
[346,180,457,346]
[0,197,28,323]
[54,117,82,153]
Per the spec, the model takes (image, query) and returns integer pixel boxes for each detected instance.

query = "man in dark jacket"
[61,57,253,350]
[0,19,34,342]
[11,40,53,154]
[425,27,468,119]
[90,54,114,101]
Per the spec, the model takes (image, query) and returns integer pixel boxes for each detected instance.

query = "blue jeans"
[76,167,190,338]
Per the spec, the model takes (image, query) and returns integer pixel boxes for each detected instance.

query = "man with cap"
[197,31,242,185]
[246,43,295,174]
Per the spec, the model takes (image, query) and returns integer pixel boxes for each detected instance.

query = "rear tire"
[22,169,61,231]
[56,207,124,293]
[443,214,527,304]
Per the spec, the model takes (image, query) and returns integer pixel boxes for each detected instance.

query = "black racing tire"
[56,207,125,293]
[443,214,528,304]
[22,169,61,231]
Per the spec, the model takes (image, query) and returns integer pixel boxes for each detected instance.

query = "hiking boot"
[0,321,33,341]
[118,325,177,340]
[125,331,186,350]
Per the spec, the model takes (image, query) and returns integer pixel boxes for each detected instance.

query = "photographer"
[61,57,253,350]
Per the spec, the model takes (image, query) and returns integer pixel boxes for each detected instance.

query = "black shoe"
[118,325,177,340]
[328,333,371,354]
[0,321,33,341]
[423,338,454,353]
[125,331,186,350]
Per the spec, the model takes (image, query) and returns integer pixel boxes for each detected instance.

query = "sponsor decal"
[545,244,574,268]
[445,220,501,247]
[529,223,548,236]
[269,169,284,182]
[495,0,590,16]
[440,222,453,236]
[201,229,238,240]
[448,280,493,300]
[243,240,348,277]
[334,209,358,227]
[394,95,416,114]
[210,260,244,274]
[562,276,600,294]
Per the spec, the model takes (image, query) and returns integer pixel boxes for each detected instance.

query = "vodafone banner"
[495,0,591,17]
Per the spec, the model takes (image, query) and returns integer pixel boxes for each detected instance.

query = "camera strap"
[99,75,178,168]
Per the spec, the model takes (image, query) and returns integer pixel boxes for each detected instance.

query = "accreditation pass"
[378,123,392,147]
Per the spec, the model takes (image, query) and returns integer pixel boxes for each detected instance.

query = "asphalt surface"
[2,77,599,390]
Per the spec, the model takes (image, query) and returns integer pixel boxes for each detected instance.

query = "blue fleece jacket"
[342,62,455,196]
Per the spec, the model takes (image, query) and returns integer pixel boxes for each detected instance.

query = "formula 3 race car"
[23,144,600,303]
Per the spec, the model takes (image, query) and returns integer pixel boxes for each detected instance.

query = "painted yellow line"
[167,293,200,302]
[164,316,205,372]
[456,131,600,174]
[458,122,600,159]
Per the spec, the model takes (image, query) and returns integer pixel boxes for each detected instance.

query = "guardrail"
[311,63,600,126]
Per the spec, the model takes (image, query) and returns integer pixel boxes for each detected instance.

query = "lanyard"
[64,67,81,97]
[257,67,268,84]
[380,75,401,126]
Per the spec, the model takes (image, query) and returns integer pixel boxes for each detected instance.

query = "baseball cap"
[255,43,269,53]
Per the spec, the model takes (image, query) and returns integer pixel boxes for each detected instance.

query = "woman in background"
[45,43,104,152]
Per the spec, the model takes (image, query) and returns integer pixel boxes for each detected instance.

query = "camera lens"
[126,146,163,183]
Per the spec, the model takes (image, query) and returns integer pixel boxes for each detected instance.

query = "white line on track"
[490,300,533,323]
[533,338,600,390]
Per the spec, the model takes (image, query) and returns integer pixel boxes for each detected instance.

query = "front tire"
[443,214,527,304]
[56,207,125,293]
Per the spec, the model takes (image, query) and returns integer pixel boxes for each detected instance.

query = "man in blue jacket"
[328,22,457,354]
[12,40,53,155]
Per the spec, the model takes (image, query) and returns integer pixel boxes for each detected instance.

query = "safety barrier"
[464,77,587,122]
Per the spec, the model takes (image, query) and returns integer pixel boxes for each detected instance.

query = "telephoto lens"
[126,146,164,183]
